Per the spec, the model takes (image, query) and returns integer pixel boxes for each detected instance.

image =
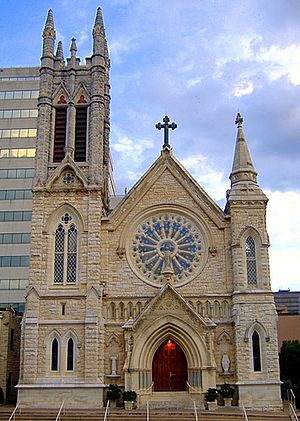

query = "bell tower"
[19,9,110,407]
[226,114,282,410]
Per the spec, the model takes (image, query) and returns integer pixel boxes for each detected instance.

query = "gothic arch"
[130,315,211,370]
[44,203,85,234]
[216,330,232,345]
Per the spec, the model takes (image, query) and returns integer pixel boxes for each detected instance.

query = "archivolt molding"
[73,82,90,104]
[129,315,210,370]
[244,320,270,343]
[43,202,86,234]
[52,82,71,105]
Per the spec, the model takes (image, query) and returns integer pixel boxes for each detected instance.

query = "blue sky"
[1,0,300,291]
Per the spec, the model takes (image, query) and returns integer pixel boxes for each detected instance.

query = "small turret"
[92,7,108,59]
[55,40,64,66]
[42,9,56,61]
[67,38,80,66]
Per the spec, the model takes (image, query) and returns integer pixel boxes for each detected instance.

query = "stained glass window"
[54,216,78,284]
[131,213,204,286]
[246,236,257,284]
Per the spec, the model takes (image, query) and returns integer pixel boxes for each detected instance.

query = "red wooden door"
[152,339,188,391]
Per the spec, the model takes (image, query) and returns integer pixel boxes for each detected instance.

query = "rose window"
[131,213,205,286]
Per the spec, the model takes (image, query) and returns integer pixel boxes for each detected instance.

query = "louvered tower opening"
[74,108,87,162]
[53,108,67,162]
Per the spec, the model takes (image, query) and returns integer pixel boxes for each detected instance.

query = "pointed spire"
[70,38,77,58]
[42,9,56,61]
[43,9,55,38]
[55,41,64,63]
[93,7,105,34]
[230,112,257,187]
[92,7,108,57]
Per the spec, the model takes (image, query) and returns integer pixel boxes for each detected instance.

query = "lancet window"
[51,338,59,371]
[53,103,67,162]
[74,97,87,162]
[246,236,257,284]
[54,213,78,284]
[252,330,261,371]
[67,338,74,371]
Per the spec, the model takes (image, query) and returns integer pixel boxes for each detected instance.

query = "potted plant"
[205,387,218,410]
[123,390,137,410]
[219,383,235,407]
[106,384,121,408]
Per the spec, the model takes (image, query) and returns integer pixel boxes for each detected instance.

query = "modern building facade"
[0,67,39,312]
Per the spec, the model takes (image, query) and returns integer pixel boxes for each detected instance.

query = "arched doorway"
[152,339,188,391]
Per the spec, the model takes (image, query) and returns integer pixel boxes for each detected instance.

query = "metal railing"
[103,399,110,421]
[8,401,20,421]
[144,382,154,394]
[186,381,200,393]
[289,402,299,421]
[241,402,249,421]
[193,401,199,421]
[146,401,150,421]
[55,400,65,421]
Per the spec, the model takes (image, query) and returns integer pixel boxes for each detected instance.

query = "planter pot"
[110,400,117,409]
[124,401,135,410]
[207,401,217,411]
[224,397,232,407]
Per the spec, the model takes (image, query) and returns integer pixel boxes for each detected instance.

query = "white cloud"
[187,77,202,88]
[233,80,254,97]
[181,154,229,201]
[266,190,300,291]
[256,44,300,85]
[108,38,138,64]
[112,135,154,163]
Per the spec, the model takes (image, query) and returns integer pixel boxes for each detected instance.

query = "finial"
[70,38,77,58]
[235,112,243,128]
[56,41,64,62]
[156,115,177,150]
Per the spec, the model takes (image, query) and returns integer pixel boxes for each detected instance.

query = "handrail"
[146,401,150,421]
[55,400,65,421]
[8,401,20,421]
[144,382,154,393]
[289,389,296,410]
[186,381,199,393]
[241,402,249,421]
[289,402,299,421]
[193,401,199,421]
[103,399,110,421]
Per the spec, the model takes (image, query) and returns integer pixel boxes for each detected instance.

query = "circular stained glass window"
[131,213,205,287]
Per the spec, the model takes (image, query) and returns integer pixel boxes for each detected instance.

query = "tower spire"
[42,9,56,59]
[92,7,108,57]
[230,112,257,187]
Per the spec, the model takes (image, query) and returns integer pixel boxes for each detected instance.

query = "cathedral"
[18,8,282,410]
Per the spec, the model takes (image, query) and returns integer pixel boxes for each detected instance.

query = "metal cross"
[156,115,177,149]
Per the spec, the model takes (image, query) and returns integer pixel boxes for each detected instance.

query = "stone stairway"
[0,405,293,421]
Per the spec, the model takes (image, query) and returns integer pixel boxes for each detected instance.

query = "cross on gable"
[156,115,177,150]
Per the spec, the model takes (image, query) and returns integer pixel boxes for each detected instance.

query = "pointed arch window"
[53,106,67,162]
[252,330,261,371]
[51,338,59,371]
[74,101,87,162]
[67,338,74,371]
[246,236,257,284]
[54,214,78,284]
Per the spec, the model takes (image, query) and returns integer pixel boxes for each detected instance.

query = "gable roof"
[109,148,228,229]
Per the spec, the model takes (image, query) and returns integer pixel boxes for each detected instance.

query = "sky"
[0,0,299,292]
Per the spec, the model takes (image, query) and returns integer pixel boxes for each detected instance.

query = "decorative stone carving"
[221,353,230,373]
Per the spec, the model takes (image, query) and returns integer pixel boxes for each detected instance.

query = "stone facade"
[18,9,282,411]
[0,309,21,403]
